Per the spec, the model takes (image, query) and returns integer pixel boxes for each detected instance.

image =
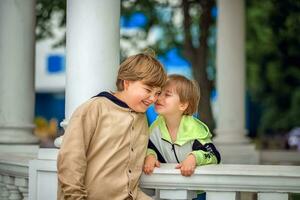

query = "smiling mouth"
[142,100,151,107]
[155,103,163,107]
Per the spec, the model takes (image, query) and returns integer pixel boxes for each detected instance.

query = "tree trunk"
[196,0,215,130]
[182,0,215,131]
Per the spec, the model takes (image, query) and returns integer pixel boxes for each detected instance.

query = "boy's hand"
[175,154,196,177]
[143,155,160,175]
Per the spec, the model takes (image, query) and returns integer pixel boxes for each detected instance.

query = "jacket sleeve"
[57,102,99,200]
[146,148,158,158]
[190,138,221,166]
[146,139,167,163]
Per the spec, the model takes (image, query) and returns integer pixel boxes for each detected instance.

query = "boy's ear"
[179,102,189,112]
[123,80,130,90]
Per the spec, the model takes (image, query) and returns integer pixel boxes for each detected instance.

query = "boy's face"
[154,83,188,116]
[123,80,161,113]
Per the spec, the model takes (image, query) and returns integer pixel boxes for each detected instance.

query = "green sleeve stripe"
[147,148,157,159]
[191,150,218,166]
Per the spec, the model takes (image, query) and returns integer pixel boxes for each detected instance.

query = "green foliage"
[246,0,300,134]
[34,0,217,130]
[35,0,299,134]
[121,0,217,130]
[121,0,215,58]
[121,0,182,55]
[36,0,66,46]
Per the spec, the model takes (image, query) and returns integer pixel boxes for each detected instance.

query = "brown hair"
[116,52,167,91]
[166,74,200,115]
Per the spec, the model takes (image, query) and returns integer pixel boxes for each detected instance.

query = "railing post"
[206,191,238,200]
[3,175,22,200]
[15,177,28,200]
[258,193,288,200]
[159,189,197,200]
[0,175,9,200]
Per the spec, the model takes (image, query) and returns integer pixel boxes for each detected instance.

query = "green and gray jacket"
[147,115,221,165]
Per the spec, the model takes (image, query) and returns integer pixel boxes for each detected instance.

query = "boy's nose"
[149,94,158,102]
[149,91,160,102]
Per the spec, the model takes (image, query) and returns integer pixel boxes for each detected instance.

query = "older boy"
[57,53,167,200]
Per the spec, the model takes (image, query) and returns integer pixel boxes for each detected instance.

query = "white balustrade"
[0,175,10,200]
[15,177,28,200]
[140,164,300,200]
[0,154,32,200]
[1,154,300,200]
[3,175,22,200]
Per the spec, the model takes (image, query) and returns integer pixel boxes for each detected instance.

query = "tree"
[37,0,300,135]
[36,0,66,46]
[36,0,217,130]
[122,0,216,130]
[246,0,300,134]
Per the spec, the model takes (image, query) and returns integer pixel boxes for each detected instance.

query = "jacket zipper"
[162,138,181,163]
[171,144,180,163]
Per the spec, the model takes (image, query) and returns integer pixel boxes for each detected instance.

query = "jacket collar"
[152,115,211,146]
[93,91,130,109]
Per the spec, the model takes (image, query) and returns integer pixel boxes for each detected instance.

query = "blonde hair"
[166,74,200,115]
[116,52,167,91]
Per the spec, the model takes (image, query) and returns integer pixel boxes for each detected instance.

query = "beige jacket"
[57,93,152,200]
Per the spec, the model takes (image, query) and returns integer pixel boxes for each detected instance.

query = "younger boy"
[57,53,167,200]
[143,74,221,177]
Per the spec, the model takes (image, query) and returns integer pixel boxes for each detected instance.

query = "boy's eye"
[165,93,172,97]
[145,88,152,93]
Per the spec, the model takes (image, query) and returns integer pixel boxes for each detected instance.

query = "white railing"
[1,153,300,200]
[0,154,34,200]
[140,164,300,200]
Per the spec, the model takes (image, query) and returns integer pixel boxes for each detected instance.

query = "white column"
[0,0,38,144]
[29,0,120,199]
[215,0,248,144]
[215,0,259,164]
[55,0,120,147]
[30,1,120,198]
[65,0,120,119]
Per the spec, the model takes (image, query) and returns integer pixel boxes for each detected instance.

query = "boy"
[57,53,167,200]
[143,74,221,177]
